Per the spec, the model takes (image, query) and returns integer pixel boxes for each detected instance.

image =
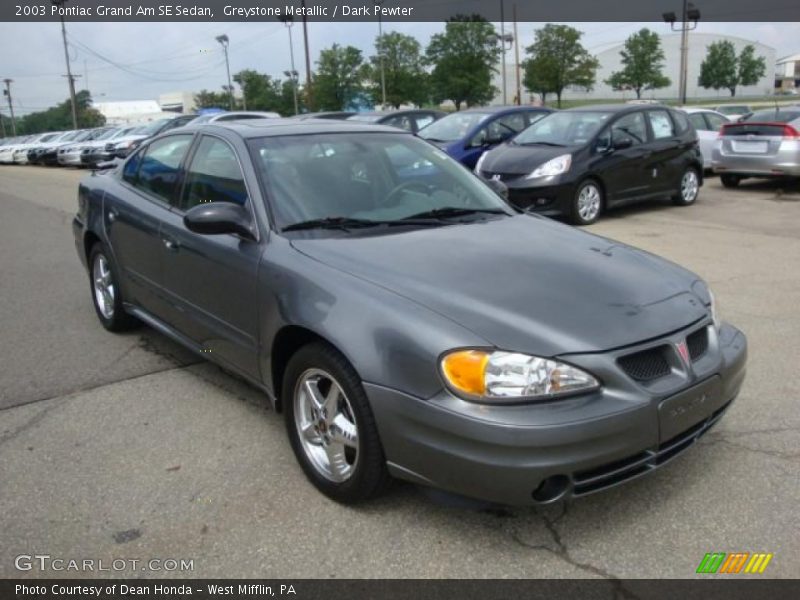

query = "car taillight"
[782,124,800,139]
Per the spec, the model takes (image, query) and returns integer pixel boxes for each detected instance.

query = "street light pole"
[663,1,701,105]
[301,0,313,108]
[3,79,16,136]
[281,17,300,115]
[51,0,78,129]
[374,0,387,108]
[216,34,233,110]
[500,0,507,105]
[513,3,521,105]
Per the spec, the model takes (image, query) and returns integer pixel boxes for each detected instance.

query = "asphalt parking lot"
[1,165,798,581]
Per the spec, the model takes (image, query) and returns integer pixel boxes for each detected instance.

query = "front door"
[158,134,261,379]
[597,111,653,204]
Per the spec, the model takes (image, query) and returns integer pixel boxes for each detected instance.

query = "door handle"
[162,238,179,251]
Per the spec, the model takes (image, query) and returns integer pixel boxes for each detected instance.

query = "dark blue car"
[418,106,552,169]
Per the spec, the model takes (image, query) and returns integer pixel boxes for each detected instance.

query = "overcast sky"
[1,21,798,115]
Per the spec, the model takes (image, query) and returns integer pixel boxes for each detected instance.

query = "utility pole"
[0,112,6,138]
[513,3,521,105]
[500,0,507,105]
[301,0,313,109]
[51,0,79,129]
[3,79,16,136]
[663,2,701,105]
[280,16,300,115]
[374,0,387,109]
[216,34,233,110]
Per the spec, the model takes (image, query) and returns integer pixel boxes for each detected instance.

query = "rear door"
[595,110,653,204]
[106,134,194,316]
[644,108,685,194]
[158,134,262,379]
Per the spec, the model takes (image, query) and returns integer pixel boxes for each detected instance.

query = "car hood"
[481,143,581,175]
[290,216,707,356]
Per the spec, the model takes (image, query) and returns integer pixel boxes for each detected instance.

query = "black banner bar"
[3,0,800,22]
[3,579,800,600]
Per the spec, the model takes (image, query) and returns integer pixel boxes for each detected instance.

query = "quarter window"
[131,135,193,205]
[182,136,248,211]
[705,113,727,132]
[688,113,708,131]
[611,112,648,146]
[649,110,676,139]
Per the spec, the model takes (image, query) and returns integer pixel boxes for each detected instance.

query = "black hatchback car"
[476,104,703,225]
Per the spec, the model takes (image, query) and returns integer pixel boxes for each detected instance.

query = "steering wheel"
[383,180,431,207]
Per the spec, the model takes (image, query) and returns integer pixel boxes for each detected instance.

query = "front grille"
[572,399,732,496]
[480,171,521,182]
[618,346,671,382]
[686,327,709,361]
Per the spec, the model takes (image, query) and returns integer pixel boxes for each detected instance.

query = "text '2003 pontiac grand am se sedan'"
[73,119,747,505]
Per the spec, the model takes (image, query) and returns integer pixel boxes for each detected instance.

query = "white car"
[0,136,34,163]
[8,133,57,164]
[58,127,120,166]
[188,110,281,124]
[682,108,731,169]
[714,105,752,122]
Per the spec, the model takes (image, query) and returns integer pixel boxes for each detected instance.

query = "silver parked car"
[711,106,800,187]
[682,108,730,169]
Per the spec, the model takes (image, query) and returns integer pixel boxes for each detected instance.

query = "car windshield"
[136,119,171,135]
[347,114,383,123]
[743,109,800,123]
[39,133,60,142]
[251,132,514,232]
[717,106,749,115]
[514,111,612,146]
[417,112,489,142]
[95,128,121,141]
[190,114,217,124]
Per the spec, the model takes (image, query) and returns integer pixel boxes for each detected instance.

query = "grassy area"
[550,96,798,109]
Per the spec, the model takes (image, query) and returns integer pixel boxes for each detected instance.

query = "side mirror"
[613,137,633,151]
[483,177,509,199]
[184,202,256,240]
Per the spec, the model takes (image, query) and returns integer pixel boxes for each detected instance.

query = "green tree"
[425,15,500,110]
[194,89,233,110]
[313,44,368,111]
[370,31,429,109]
[606,28,671,99]
[698,40,739,96]
[737,44,767,90]
[523,24,598,107]
[18,90,104,134]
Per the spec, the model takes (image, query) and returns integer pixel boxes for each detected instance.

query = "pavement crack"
[508,504,643,600]
[0,401,63,448]
[700,436,800,461]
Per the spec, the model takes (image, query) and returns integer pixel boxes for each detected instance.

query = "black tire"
[88,243,139,332]
[720,174,741,188]
[570,179,603,225]
[673,166,700,206]
[283,342,391,503]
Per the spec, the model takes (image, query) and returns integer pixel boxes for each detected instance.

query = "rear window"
[742,110,800,123]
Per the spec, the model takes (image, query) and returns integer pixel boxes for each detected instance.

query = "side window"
[414,114,435,130]
[611,112,648,146]
[133,135,193,205]
[384,115,414,131]
[688,113,709,131]
[122,148,143,184]
[496,112,527,133]
[648,110,676,139]
[182,136,248,211]
[705,113,728,132]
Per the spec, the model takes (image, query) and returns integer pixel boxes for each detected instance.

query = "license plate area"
[732,140,768,153]
[658,376,724,443]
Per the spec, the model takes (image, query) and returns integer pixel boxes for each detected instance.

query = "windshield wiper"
[282,216,442,232]
[401,207,509,221]
[517,141,565,147]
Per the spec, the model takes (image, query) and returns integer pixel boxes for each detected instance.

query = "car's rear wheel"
[570,180,603,225]
[720,174,741,188]
[283,342,390,503]
[673,167,700,206]
[88,243,139,332]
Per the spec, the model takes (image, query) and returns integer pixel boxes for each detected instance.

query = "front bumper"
[481,171,576,217]
[367,321,746,506]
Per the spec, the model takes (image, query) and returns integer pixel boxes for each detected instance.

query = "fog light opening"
[532,475,570,503]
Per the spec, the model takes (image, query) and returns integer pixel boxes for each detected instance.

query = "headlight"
[526,153,571,179]
[474,151,487,174]
[440,349,599,402]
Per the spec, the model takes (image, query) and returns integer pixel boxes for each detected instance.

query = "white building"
[492,32,776,104]
[92,100,173,125]
[159,91,196,114]
[775,53,800,91]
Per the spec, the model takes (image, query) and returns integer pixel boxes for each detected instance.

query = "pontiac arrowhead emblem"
[676,340,690,364]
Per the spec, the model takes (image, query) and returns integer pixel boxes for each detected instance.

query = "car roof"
[353,109,442,117]
[460,105,549,115]
[565,103,669,113]
[178,118,411,139]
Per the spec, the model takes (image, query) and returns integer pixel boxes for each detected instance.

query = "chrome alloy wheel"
[92,254,115,319]
[294,369,359,482]
[577,183,601,221]
[681,170,699,203]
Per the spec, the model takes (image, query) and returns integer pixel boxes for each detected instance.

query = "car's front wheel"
[283,342,390,503]
[673,167,700,206]
[88,243,138,332]
[720,174,741,188]
[570,179,603,225]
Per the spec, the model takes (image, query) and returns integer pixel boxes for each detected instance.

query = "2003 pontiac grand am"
[73,119,747,505]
